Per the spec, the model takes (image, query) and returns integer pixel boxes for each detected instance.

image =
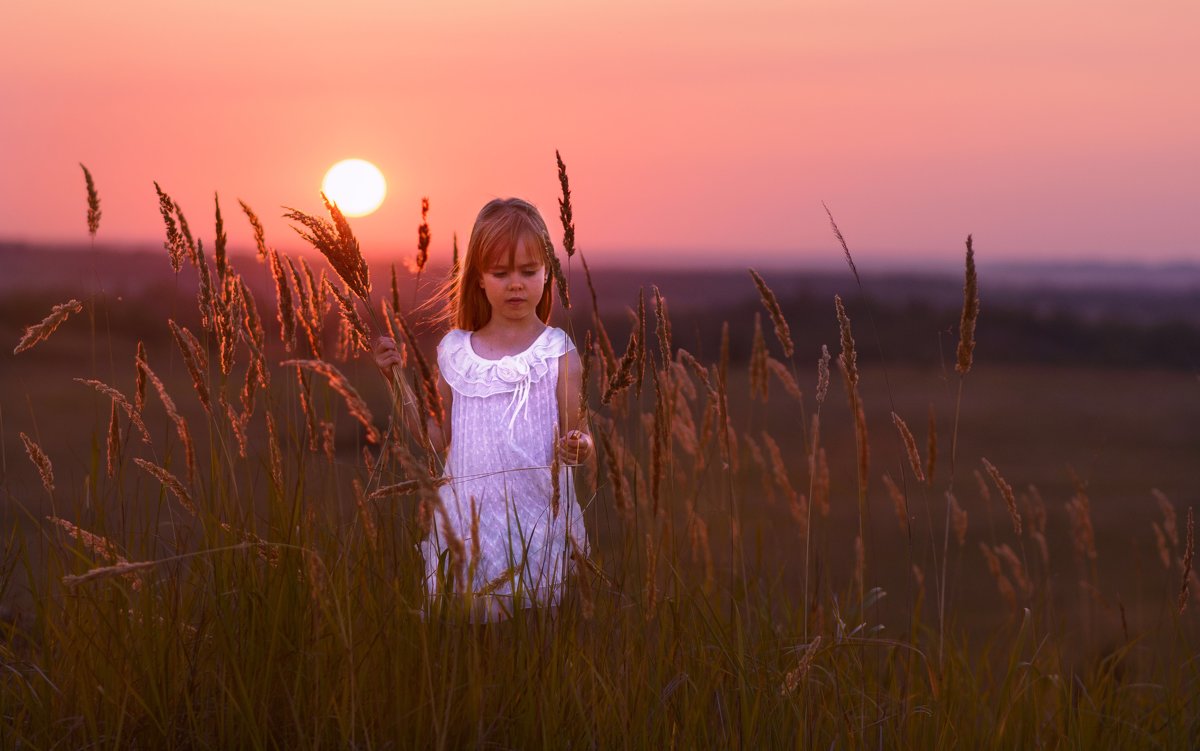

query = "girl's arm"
[557,348,593,465]
[374,336,452,456]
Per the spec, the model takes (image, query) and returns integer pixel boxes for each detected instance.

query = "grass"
[0,174,1198,748]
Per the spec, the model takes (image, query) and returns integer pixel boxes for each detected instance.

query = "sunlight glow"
[321,159,387,217]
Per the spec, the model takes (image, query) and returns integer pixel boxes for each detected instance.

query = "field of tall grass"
[1,162,1197,748]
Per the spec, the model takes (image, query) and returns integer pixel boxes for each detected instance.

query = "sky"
[2,0,1198,269]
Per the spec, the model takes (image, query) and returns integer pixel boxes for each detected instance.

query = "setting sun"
[321,159,387,217]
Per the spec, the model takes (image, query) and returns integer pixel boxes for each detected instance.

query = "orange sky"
[2,1,1197,267]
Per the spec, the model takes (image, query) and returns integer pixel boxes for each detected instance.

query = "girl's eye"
[521,269,538,277]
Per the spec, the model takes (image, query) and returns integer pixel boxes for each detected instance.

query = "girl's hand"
[373,336,403,372]
[560,429,593,465]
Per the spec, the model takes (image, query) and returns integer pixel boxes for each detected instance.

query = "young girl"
[373,197,592,619]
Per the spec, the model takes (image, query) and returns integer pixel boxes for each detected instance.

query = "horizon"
[4,237,1200,275]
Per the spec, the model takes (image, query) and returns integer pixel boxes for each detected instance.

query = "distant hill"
[3,242,1198,371]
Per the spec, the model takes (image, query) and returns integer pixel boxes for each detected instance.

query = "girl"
[374,197,592,620]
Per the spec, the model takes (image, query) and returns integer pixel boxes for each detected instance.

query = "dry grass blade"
[956,235,979,376]
[46,516,143,589]
[1154,489,1178,546]
[823,202,860,286]
[106,400,120,479]
[155,182,185,272]
[766,357,802,401]
[268,249,297,351]
[948,491,968,545]
[135,341,148,412]
[283,359,381,443]
[213,193,230,287]
[677,349,716,397]
[653,286,672,369]
[834,296,858,390]
[577,330,593,428]
[749,269,794,357]
[749,314,768,402]
[14,299,83,355]
[80,163,101,237]
[816,344,831,405]
[555,150,576,258]
[1179,508,1194,614]
[283,196,371,301]
[167,320,212,415]
[192,238,217,332]
[20,433,54,493]
[324,278,371,353]
[134,458,198,516]
[239,199,269,262]
[287,256,323,359]
[602,332,638,406]
[62,559,161,587]
[414,197,431,273]
[634,288,647,391]
[136,349,197,481]
[550,424,562,519]
[926,405,938,485]
[780,636,821,696]
[981,458,1021,535]
[394,310,443,424]
[567,532,593,619]
[75,379,151,444]
[891,412,926,482]
[545,235,570,310]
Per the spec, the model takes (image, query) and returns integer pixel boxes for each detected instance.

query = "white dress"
[422,326,588,612]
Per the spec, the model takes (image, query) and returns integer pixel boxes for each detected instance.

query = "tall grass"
[0,169,1197,748]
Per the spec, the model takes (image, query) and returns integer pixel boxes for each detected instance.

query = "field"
[1,197,1198,747]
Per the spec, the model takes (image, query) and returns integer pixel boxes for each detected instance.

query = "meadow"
[1,173,1197,748]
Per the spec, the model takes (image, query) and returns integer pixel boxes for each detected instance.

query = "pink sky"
[2,1,1197,268]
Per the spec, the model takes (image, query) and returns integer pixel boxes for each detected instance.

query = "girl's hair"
[448,198,555,331]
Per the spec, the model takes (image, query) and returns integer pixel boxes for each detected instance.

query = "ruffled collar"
[438,326,573,400]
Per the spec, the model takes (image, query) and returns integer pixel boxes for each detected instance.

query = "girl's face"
[477,235,547,324]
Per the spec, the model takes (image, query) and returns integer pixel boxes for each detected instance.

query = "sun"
[321,159,387,217]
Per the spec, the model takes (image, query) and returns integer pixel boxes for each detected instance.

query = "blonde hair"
[448,198,555,331]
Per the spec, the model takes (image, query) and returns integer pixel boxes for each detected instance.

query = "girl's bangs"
[480,221,548,270]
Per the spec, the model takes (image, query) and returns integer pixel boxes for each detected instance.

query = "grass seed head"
[80,163,101,237]
[20,433,55,494]
[749,268,794,357]
[956,235,979,376]
[891,411,926,483]
[982,458,1021,535]
[13,299,84,355]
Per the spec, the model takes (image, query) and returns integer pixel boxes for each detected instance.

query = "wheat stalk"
[13,299,83,355]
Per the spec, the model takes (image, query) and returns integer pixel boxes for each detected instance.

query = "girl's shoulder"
[437,327,575,397]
